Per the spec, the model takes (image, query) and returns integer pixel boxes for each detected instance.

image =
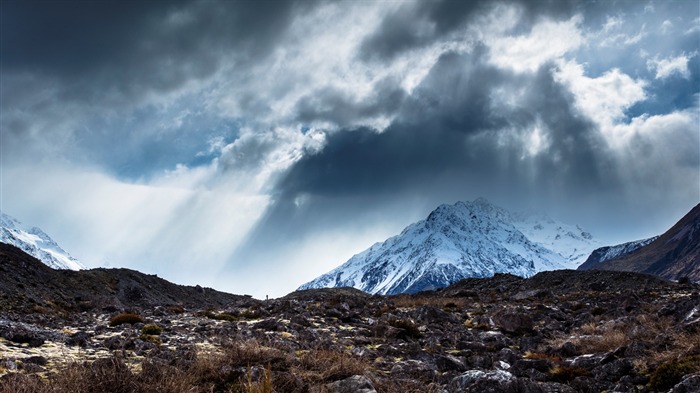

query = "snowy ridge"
[299,198,600,295]
[578,236,659,271]
[511,212,598,267]
[0,212,83,270]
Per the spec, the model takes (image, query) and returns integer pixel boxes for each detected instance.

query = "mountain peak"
[0,212,84,271]
[299,200,599,295]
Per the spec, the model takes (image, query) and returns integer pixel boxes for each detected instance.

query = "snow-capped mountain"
[577,236,659,271]
[299,198,600,295]
[511,212,598,266]
[0,212,83,270]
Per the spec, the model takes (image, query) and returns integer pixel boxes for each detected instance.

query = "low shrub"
[203,310,238,322]
[648,356,700,391]
[109,312,144,327]
[141,324,162,335]
[240,309,261,320]
[167,305,185,314]
[139,334,162,345]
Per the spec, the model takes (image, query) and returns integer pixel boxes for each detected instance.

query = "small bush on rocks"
[141,324,162,335]
[648,356,700,391]
[109,313,144,327]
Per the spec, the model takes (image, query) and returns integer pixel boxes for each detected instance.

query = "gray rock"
[671,373,700,393]
[449,369,515,392]
[326,375,376,393]
[492,310,533,334]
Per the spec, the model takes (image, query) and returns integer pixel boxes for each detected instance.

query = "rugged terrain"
[0,243,250,314]
[579,204,700,282]
[578,237,659,271]
[2,244,699,392]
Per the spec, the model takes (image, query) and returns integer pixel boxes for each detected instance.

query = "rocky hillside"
[579,203,700,282]
[0,243,250,314]
[577,236,658,271]
[1,244,699,392]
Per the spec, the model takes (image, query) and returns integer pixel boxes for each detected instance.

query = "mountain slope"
[511,213,598,265]
[578,236,659,271]
[299,198,599,295]
[578,204,700,281]
[1,212,83,270]
[0,242,251,313]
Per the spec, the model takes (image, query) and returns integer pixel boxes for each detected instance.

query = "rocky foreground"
[0,267,698,393]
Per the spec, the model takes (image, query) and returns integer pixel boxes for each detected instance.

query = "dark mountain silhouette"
[578,204,700,281]
[0,242,251,313]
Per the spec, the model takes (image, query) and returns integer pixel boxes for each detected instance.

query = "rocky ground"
[1,269,699,392]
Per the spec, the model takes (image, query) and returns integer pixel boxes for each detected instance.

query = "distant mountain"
[0,242,251,313]
[0,212,83,270]
[578,236,659,271]
[578,204,700,282]
[299,198,599,295]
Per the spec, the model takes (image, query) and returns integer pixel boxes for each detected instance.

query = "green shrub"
[202,310,239,322]
[140,334,162,345]
[141,324,163,335]
[240,309,261,319]
[648,356,700,391]
[109,312,144,327]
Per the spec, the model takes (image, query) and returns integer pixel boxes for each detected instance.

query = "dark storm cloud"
[359,0,579,61]
[232,49,610,260]
[295,77,407,127]
[1,0,319,180]
[286,51,605,199]
[1,0,311,104]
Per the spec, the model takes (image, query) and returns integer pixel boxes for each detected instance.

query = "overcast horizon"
[2,0,699,298]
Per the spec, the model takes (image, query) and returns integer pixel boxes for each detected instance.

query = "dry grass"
[241,366,274,393]
[294,349,369,383]
[548,364,591,383]
[0,338,377,393]
[523,351,561,363]
[390,295,467,310]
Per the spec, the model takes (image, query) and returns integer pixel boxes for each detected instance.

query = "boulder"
[325,375,376,393]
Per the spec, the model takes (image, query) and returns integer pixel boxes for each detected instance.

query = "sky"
[1,0,698,298]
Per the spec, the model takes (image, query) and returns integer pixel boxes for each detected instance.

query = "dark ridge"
[437,269,673,298]
[0,242,253,314]
[579,203,700,282]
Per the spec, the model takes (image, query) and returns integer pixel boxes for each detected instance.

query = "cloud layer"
[2,0,698,297]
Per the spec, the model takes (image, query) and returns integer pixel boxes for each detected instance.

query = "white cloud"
[647,53,694,79]
[687,17,700,34]
[487,15,584,73]
[555,60,647,133]
[594,15,647,48]
[609,110,699,208]
[661,20,673,33]
[603,16,623,32]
